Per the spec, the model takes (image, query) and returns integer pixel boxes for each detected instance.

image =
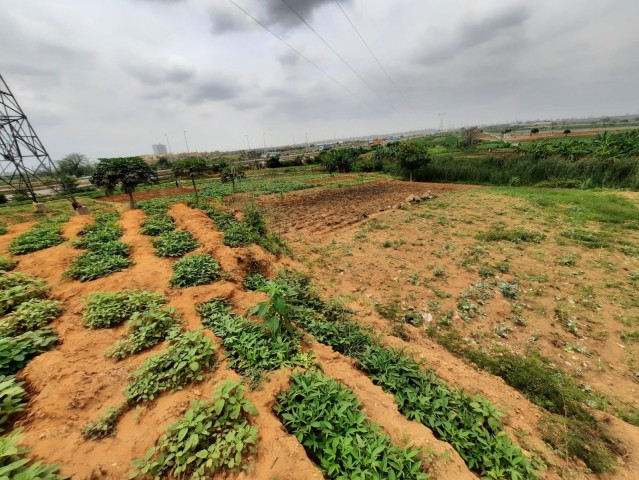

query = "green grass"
[477,225,546,244]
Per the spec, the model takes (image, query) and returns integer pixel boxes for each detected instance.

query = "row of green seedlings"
[80,290,261,478]
[66,212,132,281]
[8,217,67,255]
[0,271,65,478]
[198,201,289,255]
[244,271,539,480]
[197,286,430,479]
[138,200,222,287]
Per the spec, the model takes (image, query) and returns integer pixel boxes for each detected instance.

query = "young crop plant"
[130,380,258,479]
[170,254,221,288]
[152,229,199,257]
[105,307,182,360]
[138,199,171,216]
[140,214,175,236]
[0,329,58,375]
[0,299,63,337]
[275,270,537,479]
[249,281,298,338]
[243,272,268,291]
[82,290,165,329]
[8,220,65,255]
[275,371,429,480]
[0,256,16,272]
[124,331,218,403]
[0,429,63,479]
[0,273,48,315]
[197,299,304,387]
[0,375,26,432]
[82,405,126,440]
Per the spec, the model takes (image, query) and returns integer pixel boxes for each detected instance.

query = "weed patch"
[477,226,546,244]
[561,229,609,248]
[276,371,429,480]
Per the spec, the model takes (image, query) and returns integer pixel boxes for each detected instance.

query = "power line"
[226,0,374,110]
[280,0,397,116]
[333,0,424,123]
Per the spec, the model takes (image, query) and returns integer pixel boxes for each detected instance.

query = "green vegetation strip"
[197,298,304,387]
[67,211,132,281]
[276,371,429,479]
[270,270,537,479]
[426,329,625,473]
[140,214,175,236]
[130,380,258,479]
[9,218,65,255]
[152,229,199,257]
[170,253,221,288]
[83,331,218,439]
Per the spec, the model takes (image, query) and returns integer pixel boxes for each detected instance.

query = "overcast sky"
[2,0,638,160]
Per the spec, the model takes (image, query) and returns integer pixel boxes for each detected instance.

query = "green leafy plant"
[198,299,303,386]
[0,256,16,272]
[66,252,133,282]
[82,290,165,329]
[0,299,63,337]
[0,329,58,375]
[106,308,182,360]
[275,371,429,479]
[0,273,48,315]
[130,380,258,479]
[8,221,65,255]
[82,404,126,440]
[170,254,220,288]
[249,281,297,338]
[0,429,63,479]
[124,331,218,403]
[0,375,26,432]
[152,230,199,257]
[243,273,268,291]
[140,215,175,236]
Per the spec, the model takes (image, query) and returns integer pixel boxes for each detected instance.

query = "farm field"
[0,174,638,479]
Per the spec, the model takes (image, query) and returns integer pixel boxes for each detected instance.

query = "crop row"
[0,271,65,478]
[9,217,66,255]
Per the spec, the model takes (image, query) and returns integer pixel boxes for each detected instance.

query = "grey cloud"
[417,5,530,65]
[209,6,252,34]
[278,51,300,66]
[185,80,242,105]
[261,0,336,28]
[125,63,196,86]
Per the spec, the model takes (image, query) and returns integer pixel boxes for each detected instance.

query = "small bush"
[140,215,175,236]
[0,273,48,315]
[170,254,221,288]
[131,381,258,479]
[0,375,26,432]
[66,252,133,282]
[243,202,267,235]
[0,329,58,375]
[124,331,218,403]
[106,308,182,360]
[0,256,16,272]
[82,290,165,328]
[0,429,63,479]
[153,230,199,257]
[0,299,63,337]
[9,222,64,255]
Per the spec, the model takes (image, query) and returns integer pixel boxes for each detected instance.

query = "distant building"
[152,144,168,155]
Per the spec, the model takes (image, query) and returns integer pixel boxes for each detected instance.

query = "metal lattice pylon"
[0,73,77,206]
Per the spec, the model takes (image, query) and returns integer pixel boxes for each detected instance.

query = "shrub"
[0,329,58,375]
[140,215,175,236]
[9,222,64,255]
[0,256,16,272]
[243,202,267,235]
[0,299,63,337]
[275,371,428,480]
[0,375,26,432]
[0,273,48,315]
[0,429,63,479]
[82,290,165,328]
[124,331,218,403]
[130,381,258,479]
[66,252,133,282]
[170,254,221,288]
[106,308,182,360]
[152,230,199,257]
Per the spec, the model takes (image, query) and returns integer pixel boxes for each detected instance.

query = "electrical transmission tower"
[438,112,447,133]
[0,73,78,210]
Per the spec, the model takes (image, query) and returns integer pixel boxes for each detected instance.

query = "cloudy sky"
[2,0,638,160]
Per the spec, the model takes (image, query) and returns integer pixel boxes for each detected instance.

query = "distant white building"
[152,144,168,155]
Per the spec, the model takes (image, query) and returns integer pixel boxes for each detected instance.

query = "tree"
[172,157,209,203]
[531,128,540,135]
[319,149,356,174]
[395,142,430,182]
[155,156,173,170]
[57,153,94,177]
[220,163,246,194]
[563,129,572,136]
[460,127,481,147]
[90,157,158,209]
